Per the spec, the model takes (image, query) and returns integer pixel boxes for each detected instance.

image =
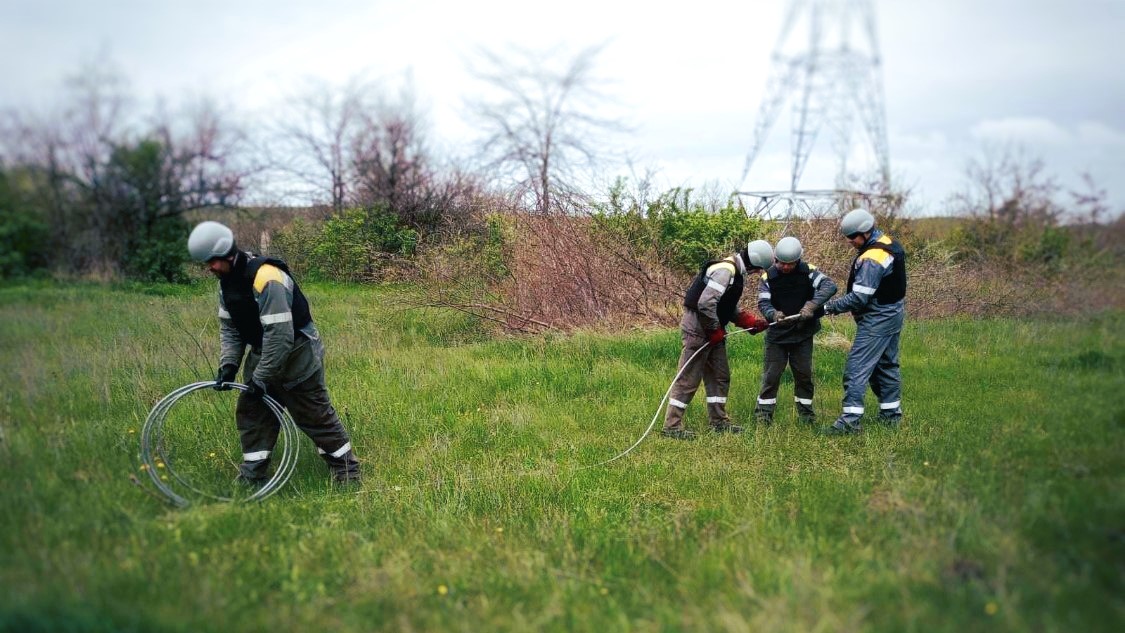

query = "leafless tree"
[268,75,375,212]
[350,80,437,227]
[465,44,627,214]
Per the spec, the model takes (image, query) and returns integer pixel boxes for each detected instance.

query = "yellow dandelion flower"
[209,452,217,458]
[160,475,168,481]
[128,429,136,434]
[437,585,448,596]
[140,464,149,471]
[985,602,998,615]
[923,461,930,466]
[156,462,165,469]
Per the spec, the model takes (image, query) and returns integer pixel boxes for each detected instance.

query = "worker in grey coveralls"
[187,221,362,483]
[754,236,837,426]
[661,240,773,440]
[820,208,907,435]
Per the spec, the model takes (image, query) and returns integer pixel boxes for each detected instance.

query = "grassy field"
[0,282,1122,632]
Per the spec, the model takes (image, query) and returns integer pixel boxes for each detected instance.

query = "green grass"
[0,282,1122,632]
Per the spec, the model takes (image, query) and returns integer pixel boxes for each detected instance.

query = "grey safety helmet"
[188,221,236,262]
[840,208,875,238]
[745,239,774,269]
[775,236,803,263]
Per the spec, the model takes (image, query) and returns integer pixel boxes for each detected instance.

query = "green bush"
[271,206,420,282]
[594,180,765,274]
[121,217,190,283]
[0,168,50,279]
[269,216,321,279]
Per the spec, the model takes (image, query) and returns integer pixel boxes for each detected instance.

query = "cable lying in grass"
[142,325,786,506]
[587,321,795,467]
[140,382,300,507]
[338,325,784,500]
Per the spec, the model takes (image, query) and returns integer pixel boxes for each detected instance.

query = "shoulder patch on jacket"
[807,264,817,271]
[253,264,290,293]
[858,248,892,266]
[706,261,737,277]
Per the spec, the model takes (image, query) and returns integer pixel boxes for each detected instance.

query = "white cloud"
[969,117,1073,146]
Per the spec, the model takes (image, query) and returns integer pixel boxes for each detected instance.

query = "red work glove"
[707,328,726,346]
[734,311,769,335]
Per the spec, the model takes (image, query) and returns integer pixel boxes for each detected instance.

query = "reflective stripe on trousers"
[837,328,901,426]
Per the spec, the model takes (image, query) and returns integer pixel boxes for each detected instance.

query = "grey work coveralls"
[755,264,837,423]
[663,256,746,432]
[823,230,905,431]
[219,261,360,482]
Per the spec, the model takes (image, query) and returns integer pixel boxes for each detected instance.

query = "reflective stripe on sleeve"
[810,273,824,288]
[706,396,727,404]
[757,397,777,405]
[668,398,688,409]
[795,397,813,405]
[853,284,877,295]
[880,401,901,410]
[218,307,232,319]
[843,406,865,414]
[706,279,727,292]
[759,291,772,299]
[243,450,270,462]
[260,312,293,325]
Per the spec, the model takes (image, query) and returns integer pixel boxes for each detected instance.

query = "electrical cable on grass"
[146,320,794,506]
[333,325,784,501]
[585,323,776,468]
[140,382,299,507]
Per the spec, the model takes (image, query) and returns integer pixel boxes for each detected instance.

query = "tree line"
[0,45,623,281]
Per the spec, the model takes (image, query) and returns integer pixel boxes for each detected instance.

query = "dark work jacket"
[683,258,744,326]
[848,237,907,304]
[219,252,312,350]
[765,262,814,315]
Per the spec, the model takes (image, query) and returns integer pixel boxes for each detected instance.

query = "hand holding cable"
[734,311,769,335]
[214,364,238,391]
[707,328,726,346]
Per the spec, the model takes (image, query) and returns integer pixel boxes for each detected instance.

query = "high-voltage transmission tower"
[737,0,893,219]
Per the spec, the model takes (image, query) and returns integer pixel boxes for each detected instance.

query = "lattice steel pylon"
[737,0,892,220]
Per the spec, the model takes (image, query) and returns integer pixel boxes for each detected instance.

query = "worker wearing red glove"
[662,240,775,440]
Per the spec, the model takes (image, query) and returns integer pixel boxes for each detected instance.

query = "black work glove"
[214,363,238,391]
[798,301,818,322]
[244,379,266,401]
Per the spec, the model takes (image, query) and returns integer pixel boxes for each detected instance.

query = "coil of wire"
[140,381,299,506]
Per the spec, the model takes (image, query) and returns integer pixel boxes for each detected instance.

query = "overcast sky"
[2,0,1123,214]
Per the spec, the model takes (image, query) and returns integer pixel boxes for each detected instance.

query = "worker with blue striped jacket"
[188,221,361,483]
[820,209,907,435]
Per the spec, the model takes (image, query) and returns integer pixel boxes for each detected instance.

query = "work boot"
[754,412,773,427]
[798,414,817,426]
[710,422,744,434]
[876,415,902,429]
[661,428,697,440]
[334,471,362,485]
[818,421,862,436]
